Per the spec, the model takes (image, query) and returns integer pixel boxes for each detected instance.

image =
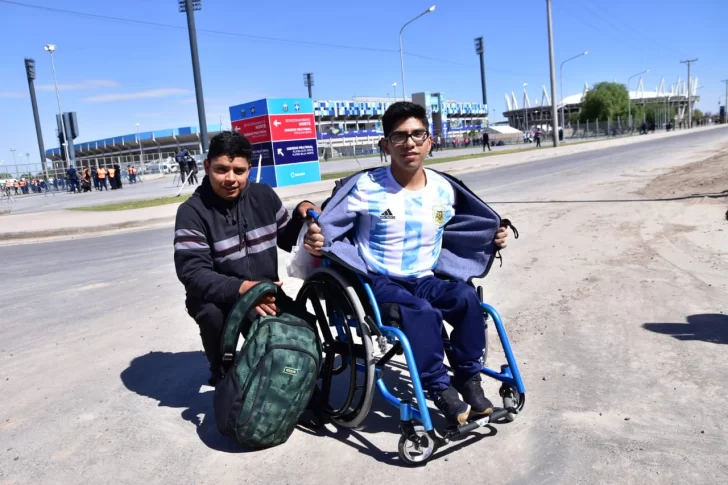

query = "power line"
[581,0,688,59]
[0,0,455,60]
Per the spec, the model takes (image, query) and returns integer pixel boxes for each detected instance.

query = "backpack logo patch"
[380,208,395,220]
[283,366,298,375]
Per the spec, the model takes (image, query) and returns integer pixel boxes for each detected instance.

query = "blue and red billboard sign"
[228,97,321,188]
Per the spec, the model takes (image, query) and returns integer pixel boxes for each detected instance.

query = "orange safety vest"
[98,168,107,179]
[20,180,26,187]
[108,168,116,178]
[14,181,20,188]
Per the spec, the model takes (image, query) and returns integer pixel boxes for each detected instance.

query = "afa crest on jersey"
[432,206,446,225]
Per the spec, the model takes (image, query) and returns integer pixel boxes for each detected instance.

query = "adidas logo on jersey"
[380,208,395,220]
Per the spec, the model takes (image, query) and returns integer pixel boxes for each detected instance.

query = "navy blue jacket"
[317,168,502,283]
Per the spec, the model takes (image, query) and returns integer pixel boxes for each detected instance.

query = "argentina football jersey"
[347,167,455,278]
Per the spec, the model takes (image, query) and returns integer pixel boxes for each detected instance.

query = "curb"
[0,190,337,242]
[0,216,176,241]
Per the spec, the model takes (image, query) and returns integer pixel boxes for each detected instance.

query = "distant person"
[482,131,491,152]
[66,166,80,193]
[114,163,123,189]
[186,155,198,185]
[91,166,99,190]
[176,149,190,183]
[172,131,320,386]
[534,130,542,147]
[108,165,118,190]
[97,167,108,190]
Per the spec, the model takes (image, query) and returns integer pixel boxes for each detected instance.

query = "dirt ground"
[638,145,728,202]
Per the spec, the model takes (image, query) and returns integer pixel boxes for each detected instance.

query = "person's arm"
[173,204,243,305]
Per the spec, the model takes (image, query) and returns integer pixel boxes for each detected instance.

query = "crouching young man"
[304,102,511,427]
[173,131,319,385]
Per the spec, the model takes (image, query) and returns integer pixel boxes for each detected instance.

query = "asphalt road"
[1,127,726,484]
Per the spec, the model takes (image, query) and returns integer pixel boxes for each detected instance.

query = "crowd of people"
[64,164,139,193]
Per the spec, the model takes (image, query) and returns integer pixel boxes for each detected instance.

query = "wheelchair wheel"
[296,268,375,429]
[398,426,437,466]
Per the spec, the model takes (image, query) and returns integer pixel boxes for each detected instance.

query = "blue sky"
[0,0,725,172]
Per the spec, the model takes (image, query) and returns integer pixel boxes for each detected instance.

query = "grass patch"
[70,194,191,212]
[322,145,542,180]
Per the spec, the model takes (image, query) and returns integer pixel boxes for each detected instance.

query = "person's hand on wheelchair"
[495,226,509,249]
[304,222,324,257]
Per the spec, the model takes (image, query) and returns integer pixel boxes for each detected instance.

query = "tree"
[579,82,630,122]
[693,109,704,121]
[0,172,13,179]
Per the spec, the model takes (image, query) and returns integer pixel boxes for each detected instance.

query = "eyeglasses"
[387,130,430,145]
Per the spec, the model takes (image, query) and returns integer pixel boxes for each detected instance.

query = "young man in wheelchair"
[304,102,510,427]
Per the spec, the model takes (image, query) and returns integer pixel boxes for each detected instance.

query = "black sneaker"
[455,375,494,416]
[432,386,471,427]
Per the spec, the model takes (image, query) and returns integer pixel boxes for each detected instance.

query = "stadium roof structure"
[46,123,225,162]
[504,76,700,113]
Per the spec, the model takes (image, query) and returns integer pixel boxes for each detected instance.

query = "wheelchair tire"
[398,426,437,466]
[296,268,376,429]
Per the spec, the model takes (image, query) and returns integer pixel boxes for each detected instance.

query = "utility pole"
[680,58,698,128]
[474,37,488,125]
[546,0,559,147]
[722,79,728,124]
[24,58,48,179]
[179,0,208,153]
[304,73,314,99]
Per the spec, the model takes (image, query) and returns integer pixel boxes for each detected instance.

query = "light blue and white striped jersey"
[346,167,455,278]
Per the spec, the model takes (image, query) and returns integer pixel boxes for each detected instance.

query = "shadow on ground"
[296,361,498,467]
[119,350,252,453]
[643,314,728,345]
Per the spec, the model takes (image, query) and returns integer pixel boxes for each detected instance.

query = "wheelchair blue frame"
[357,273,525,433]
[306,208,525,439]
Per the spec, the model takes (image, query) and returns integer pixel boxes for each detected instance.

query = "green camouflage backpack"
[213,281,322,449]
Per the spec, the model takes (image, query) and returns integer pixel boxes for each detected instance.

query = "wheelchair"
[293,211,526,466]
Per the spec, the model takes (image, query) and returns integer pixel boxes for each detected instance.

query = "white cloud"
[0,92,26,98]
[37,79,121,92]
[179,97,197,105]
[84,88,192,103]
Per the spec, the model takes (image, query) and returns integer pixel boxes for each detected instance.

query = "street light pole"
[44,44,70,169]
[136,122,143,169]
[179,0,209,153]
[627,69,650,131]
[10,148,18,179]
[399,5,436,101]
[559,51,588,132]
[680,59,698,128]
[721,80,728,124]
[546,0,559,147]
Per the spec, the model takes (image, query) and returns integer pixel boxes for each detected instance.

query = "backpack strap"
[220,281,279,370]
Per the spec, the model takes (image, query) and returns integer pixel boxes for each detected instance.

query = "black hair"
[206,130,252,163]
[382,101,429,137]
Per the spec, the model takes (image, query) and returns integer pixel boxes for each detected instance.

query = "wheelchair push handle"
[306,208,320,223]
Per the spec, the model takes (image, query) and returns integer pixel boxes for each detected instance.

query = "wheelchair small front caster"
[398,424,437,466]
[499,384,525,422]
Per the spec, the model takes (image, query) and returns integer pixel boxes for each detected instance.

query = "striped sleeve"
[173,203,243,305]
[174,228,209,251]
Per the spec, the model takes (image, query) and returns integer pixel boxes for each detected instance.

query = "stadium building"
[502,76,700,132]
[45,92,488,171]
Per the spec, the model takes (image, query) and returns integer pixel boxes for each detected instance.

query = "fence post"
[586,119,589,137]
[596,119,599,137]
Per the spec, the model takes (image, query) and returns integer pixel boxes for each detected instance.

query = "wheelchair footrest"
[445,408,513,439]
